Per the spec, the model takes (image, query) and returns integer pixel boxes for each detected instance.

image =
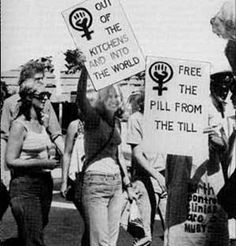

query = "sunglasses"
[33,92,51,100]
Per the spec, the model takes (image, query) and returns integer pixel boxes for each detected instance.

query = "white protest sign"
[143,56,210,158]
[62,0,145,90]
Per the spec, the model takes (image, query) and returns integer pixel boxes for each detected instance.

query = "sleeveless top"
[16,119,52,160]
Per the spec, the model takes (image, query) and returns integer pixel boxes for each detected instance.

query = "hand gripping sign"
[62,0,145,90]
[143,56,210,158]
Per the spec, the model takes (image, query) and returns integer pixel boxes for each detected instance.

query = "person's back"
[126,91,166,245]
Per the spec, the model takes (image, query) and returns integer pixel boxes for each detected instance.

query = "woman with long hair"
[76,66,135,246]
[61,88,98,246]
[6,78,59,246]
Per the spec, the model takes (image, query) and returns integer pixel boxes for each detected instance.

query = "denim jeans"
[9,172,53,246]
[132,179,155,240]
[132,174,167,240]
[74,172,90,246]
[82,172,123,246]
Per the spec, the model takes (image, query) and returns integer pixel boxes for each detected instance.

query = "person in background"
[206,72,233,179]
[227,81,236,246]
[0,80,10,222]
[164,74,231,246]
[77,65,135,246]
[216,73,236,246]
[225,40,236,76]
[0,80,10,112]
[1,60,64,189]
[126,90,167,246]
[211,4,236,243]
[60,88,98,246]
[6,78,59,246]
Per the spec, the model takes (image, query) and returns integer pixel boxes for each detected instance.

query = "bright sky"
[1,0,231,73]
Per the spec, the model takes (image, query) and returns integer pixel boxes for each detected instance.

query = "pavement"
[0,176,164,246]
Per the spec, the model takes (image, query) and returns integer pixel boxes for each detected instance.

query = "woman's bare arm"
[61,120,78,196]
[6,121,58,169]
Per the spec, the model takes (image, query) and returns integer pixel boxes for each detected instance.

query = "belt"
[12,169,50,178]
[84,172,121,180]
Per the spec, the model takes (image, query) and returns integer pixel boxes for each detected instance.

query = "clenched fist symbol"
[149,62,173,96]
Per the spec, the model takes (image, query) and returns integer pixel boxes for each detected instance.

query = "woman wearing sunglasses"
[6,78,59,246]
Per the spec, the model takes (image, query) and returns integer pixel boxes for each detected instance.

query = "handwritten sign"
[62,0,145,90]
[143,56,210,157]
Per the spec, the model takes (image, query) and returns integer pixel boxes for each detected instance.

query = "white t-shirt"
[126,111,166,172]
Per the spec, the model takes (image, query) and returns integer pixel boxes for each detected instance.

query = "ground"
[0,178,164,246]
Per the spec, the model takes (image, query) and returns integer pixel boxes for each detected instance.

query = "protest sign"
[165,162,229,246]
[62,0,145,90]
[143,56,210,157]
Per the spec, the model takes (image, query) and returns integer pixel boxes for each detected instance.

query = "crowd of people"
[0,58,235,246]
[0,1,236,246]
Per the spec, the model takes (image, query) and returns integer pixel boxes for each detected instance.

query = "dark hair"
[18,60,45,85]
[210,71,233,100]
[225,40,236,75]
[230,77,236,94]
[210,71,234,118]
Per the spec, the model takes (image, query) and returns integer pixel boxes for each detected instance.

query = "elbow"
[6,158,15,168]
[133,153,143,165]
[5,153,18,168]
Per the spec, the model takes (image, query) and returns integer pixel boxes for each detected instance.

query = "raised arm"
[76,66,99,126]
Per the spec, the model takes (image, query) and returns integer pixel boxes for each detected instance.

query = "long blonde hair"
[94,84,124,118]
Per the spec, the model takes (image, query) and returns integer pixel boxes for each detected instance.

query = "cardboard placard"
[143,56,210,157]
[62,0,145,90]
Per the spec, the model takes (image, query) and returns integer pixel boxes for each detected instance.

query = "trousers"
[9,172,53,246]
[82,172,123,246]
[133,175,167,240]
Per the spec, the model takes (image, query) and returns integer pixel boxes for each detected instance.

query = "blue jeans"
[133,174,167,240]
[9,172,53,246]
[82,172,123,246]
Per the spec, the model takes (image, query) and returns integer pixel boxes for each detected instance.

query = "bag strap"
[81,120,115,173]
[73,120,84,142]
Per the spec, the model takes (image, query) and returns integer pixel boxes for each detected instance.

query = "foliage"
[64,49,84,74]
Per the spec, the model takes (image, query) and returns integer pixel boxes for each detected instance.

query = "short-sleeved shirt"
[126,111,166,178]
[1,94,62,141]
